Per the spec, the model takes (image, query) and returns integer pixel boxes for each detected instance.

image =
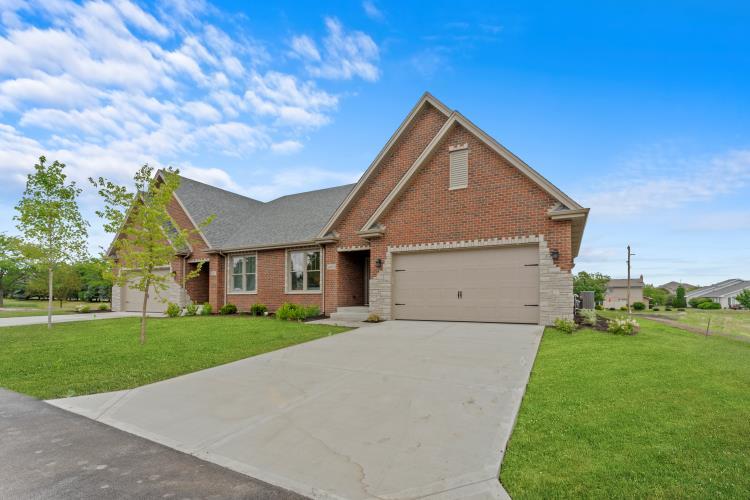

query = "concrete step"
[329,306,370,322]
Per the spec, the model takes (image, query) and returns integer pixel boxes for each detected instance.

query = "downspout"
[182,256,187,306]
[321,244,326,315]
[219,251,227,307]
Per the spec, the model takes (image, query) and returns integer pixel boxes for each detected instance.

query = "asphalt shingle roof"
[690,280,750,298]
[175,175,354,250]
[607,278,644,288]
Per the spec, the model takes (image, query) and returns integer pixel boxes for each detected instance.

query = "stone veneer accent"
[368,235,573,325]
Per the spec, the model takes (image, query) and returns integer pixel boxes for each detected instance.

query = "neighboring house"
[604,276,646,309]
[110,92,589,325]
[659,281,697,295]
[686,279,750,308]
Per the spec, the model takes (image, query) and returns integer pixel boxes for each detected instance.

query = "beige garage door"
[123,269,175,313]
[392,245,539,324]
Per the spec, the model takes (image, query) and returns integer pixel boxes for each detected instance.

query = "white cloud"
[362,1,384,21]
[183,100,222,122]
[271,139,303,154]
[292,17,380,82]
[580,148,750,216]
[246,166,359,201]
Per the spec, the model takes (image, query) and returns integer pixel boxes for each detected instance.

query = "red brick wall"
[208,253,225,312]
[374,122,573,271]
[185,263,209,304]
[166,196,212,304]
[225,248,323,313]
[335,252,367,307]
[333,103,449,248]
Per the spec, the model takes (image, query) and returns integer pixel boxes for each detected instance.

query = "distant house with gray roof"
[686,279,750,308]
[604,275,646,309]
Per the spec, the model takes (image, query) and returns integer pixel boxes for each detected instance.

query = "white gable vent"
[449,144,469,190]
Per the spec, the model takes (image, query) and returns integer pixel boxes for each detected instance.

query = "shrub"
[75,304,91,313]
[166,303,181,317]
[580,309,597,326]
[632,302,646,311]
[98,303,109,311]
[594,304,603,311]
[304,305,320,318]
[275,303,319,321]
[250,303,268,316]
[619,306,628,311]
[185,303,198,316]
[665,307,673,311]
[554,318,576,334]
[652,307,660,311]
[365,313,382,323]
[220,303,237,315]
[200,302,212,315]
[697,301,721,310]
[607,316,640,335]
[677,308,685,312]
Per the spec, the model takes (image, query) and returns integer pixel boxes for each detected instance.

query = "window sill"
[448,185,467,191]
[227,291,258,295]
[285,290,322,295]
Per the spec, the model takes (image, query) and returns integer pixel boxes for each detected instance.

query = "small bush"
[365,313,381,323]
[200,302,212,315]
[677,308,685,312]
[185,303,198,316]
[275,303,319,321]
[98,303,109,311]
[652,307,660,311]
[166,303,181,317]
[594,304,603,311]
[579,309,597,326]
[608,307,616,311]
[220,303,237,315]
[697,301,721,310]
[619,306,628,311]
[665,307,673,311]
[607,316,640,335]
[75,304,91,313]
[304,305,320,318]
[554,318,577,334]
[250,303,268,316]
[632,302,646,311]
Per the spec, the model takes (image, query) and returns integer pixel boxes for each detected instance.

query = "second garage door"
[392,245,539,324]
[122,269,178,313]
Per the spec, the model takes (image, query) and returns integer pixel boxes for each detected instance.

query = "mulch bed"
[574,311,609,332]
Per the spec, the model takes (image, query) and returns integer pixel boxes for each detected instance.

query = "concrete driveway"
[49,321,543,499]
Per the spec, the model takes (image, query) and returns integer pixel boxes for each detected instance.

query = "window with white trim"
[230,255,256,292]
[289,249,321,291]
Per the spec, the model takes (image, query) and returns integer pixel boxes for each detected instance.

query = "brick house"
[111,93,589,325]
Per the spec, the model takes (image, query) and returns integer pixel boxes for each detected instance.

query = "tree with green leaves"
[91,166,211,344]
[573,271,611,304]
[14,156,89,328]
[675,286,687,308]
[644,285,668,306]
[53,263,82,307]
[0,234,33,307]
[735,289,750,309]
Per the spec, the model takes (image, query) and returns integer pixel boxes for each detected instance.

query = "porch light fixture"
[550,249,560,262]
[375,258,383,269]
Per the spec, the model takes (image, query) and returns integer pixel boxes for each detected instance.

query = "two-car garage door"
[392,245,539,324]
[122,269,178,313]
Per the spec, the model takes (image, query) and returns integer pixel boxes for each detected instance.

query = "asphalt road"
[0,388,305,499]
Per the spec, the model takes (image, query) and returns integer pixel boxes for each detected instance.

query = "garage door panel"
[123,269,177,313]
[392,245,539,324]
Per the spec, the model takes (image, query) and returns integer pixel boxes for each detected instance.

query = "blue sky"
[0,0,748,285]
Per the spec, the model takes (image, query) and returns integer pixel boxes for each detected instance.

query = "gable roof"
[357,108,589,256]
[170,174,354,251]
[688,279,749,299]
[317,92,452,238]
[607,277,644,288]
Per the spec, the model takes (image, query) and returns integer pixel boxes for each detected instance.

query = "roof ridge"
[177,174,263,205]
[268,183,356,203]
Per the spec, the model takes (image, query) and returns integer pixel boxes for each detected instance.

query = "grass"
[598,308,750,341]
[0,316,349,399]
[0,298,84,318]
[501,318,750,498]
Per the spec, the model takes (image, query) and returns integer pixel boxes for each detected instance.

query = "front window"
[289,249,321,292]
[230,255,256,292]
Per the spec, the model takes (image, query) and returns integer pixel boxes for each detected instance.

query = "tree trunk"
[47,267,53,329]
[140,277,150,345]
[0,287,4,308]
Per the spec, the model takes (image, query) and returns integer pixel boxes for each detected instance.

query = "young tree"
[91,166,211,344]
[573,271,611,304]
[735,289,750,309]
[0,234,32,307]
[53,263,82,307]
[644,285,668,306]
[14,156,88,328]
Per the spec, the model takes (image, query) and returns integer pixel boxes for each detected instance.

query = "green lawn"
[640,308,750,340]
[502,318,750,498]
[0,298,85,318]
[0,316,349,399]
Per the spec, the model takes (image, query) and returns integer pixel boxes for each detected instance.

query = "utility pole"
[626,245,635,315]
